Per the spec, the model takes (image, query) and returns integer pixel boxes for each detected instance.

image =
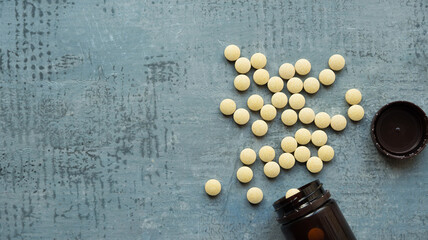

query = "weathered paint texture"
[0,0,427,239]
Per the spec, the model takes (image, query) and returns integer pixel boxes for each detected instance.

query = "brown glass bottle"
[273,180,356,240]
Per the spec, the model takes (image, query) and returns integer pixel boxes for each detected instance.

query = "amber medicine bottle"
[273,180,356,240]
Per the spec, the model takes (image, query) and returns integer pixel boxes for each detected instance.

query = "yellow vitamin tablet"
[330,114,347,131]
[329,54,345,71]
[264,161,280,178]
[236,166,253,183]
[267,76,284,93]
[318,145,334,162]
[240,148,257,165]
[289,93,305,110]
[303,77,320,94]
[295,59,311,75]
[271,92,288,109]
[348,105,364,121]
[247,187,263,204]
[235,57,251,74]
[295,128,312,145]
[253,69,270,85]
[281,136,298,153]
[314,112,331,129]
[234,75,250,91]
[299,107,315,124]
[294,146,311,163]
[279,156,296,171]
[233,108,250,125]
[319,69,336,86]
[219,99,236,115]
[205,179,221,196]
[251,120,268,137]
[224,45,240,61]
[311,130,328,147]
[306,157,323,173]
[287,77,303,94]
[285,188,300,199]
[279,153,295,169]
[345,88,362,105]
[259,146,275,162]
[260,104,277,121]
[250,53,267,69]
[247,94,264,111]
[281,109,298,126]
[279,63,295,80]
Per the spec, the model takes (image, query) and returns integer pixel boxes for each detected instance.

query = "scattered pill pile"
[204,44,365,203]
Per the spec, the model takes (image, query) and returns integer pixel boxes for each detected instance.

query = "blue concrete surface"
[0,0,427,239]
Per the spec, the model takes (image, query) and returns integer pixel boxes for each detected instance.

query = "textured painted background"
[0,0,427,239]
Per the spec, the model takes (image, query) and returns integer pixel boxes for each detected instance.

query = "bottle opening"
[273,180,330,225]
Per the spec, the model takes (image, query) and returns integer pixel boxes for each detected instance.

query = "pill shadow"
[247,201,263,208]
[220,112,249,129]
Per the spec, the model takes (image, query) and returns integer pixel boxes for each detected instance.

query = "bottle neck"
[273,180,331,225]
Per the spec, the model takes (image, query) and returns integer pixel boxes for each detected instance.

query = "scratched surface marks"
[0,0,427,239]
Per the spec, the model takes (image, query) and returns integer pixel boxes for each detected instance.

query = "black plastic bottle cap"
[371,101,428,159]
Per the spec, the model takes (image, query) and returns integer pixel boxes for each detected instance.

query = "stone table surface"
[0,0,427,239]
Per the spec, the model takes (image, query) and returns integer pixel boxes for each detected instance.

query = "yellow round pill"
[330,114,347,131]
[281,109,298,126]
[250,53,267,69]
[259,146,275,162]
[279,63,295,80]
[247,187,263,204]
[233,108,250,125]
[234,75,250,91]
[268,76,284,93]
[311,130,328,147]
[306,157,323,173]
[314,112,331,129]
[251,120,268,137]
[247,94,264,111]
[294,146,311,163]
[236,166,253,183]
[348,105,364,121]
[260,104,277,121]
[299,107,315,124]
[303,77,320,94]
[271,92,288,109]
[235,57,251,74]
[295,128,312,145]
[224,45,240,61]
[264,161,280,178]
[285,188,300,199]
[281,136,297,153]
[240,148,257,165]
[289,93,305,110]
[253,69,270,85]
[287,77,303,94]
[318,145,334,162]
[345,88,362,105]
[219,99,236,115]
[319,69,336,86]
[205,179,221,196]
[295,59,311,75]
[328,54,345,71]
[279,153,295,169]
